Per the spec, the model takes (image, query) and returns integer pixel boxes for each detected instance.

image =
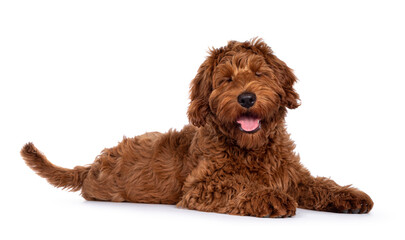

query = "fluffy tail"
[21,142,90,191]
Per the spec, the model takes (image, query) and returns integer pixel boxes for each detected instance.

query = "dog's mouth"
[236,114,261,134]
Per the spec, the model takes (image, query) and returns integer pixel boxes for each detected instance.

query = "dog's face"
[188,39,300,149]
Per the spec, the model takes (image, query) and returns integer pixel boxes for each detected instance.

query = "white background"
[1,0,404,239]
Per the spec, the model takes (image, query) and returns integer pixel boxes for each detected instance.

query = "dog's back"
[22,125,198,203]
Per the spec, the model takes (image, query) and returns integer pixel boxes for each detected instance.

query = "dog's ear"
[187,54,215,127]
[268,55,301,109]
[252,39,300,109]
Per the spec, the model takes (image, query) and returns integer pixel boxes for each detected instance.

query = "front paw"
[241,190,297,218]
[266,192,298,218]
[327,188,373,214]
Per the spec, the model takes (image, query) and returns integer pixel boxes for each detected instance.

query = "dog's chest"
[220,154,290,190]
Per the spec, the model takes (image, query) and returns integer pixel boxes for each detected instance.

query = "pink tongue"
[237,116,260,132]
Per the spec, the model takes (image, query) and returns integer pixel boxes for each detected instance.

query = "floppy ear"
[187,56,215,127]
[269,54,301,109]
[252,39,300,109]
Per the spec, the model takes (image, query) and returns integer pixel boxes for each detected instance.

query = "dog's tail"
[21,142,91,191]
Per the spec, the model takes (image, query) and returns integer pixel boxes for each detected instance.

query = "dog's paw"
[266,192,297,218]
[327,189,373,214]
[238,189,297,218]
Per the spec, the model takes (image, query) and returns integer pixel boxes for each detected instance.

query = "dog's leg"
[233,187,297,218]
[296,176,373,214]
[177,180,297,218]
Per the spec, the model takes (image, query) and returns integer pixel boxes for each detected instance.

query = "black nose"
[237,92,256,108]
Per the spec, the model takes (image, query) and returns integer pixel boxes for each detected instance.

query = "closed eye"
[219,77,232,85]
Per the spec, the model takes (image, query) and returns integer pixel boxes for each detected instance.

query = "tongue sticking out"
[236,116,261,132]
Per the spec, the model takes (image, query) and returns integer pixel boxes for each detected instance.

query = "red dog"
[21,39,373,217]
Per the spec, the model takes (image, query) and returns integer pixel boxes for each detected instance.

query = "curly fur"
[21,38,373,217]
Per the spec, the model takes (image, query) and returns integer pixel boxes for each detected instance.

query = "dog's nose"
[237,92,256,108]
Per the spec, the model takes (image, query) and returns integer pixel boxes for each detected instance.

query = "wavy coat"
[21,39,373,217]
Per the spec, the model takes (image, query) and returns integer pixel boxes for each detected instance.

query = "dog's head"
[188,39,300,149]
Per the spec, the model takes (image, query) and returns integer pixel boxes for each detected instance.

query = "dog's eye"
[221,77,232,84]
[216,77,232,87]
[255,72,262,77]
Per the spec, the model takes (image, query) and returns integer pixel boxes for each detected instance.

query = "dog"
[21,38,373,217]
